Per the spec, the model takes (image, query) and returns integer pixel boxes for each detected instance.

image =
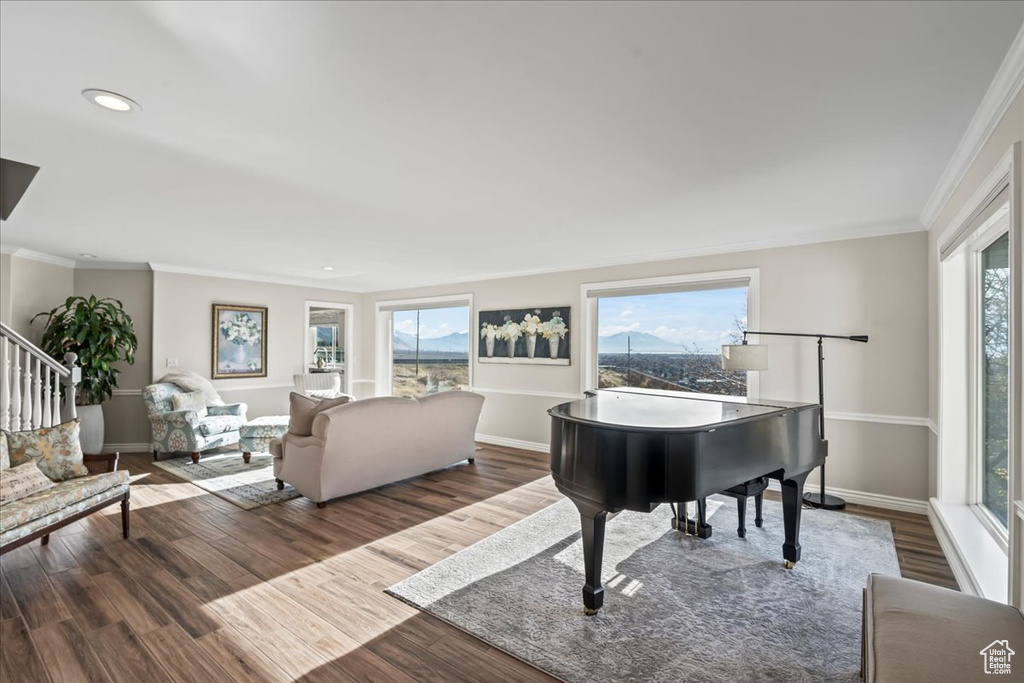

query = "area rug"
[387,495,900,682]
[152,451,300,510]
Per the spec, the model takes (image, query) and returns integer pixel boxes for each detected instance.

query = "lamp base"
[803,491,846,510]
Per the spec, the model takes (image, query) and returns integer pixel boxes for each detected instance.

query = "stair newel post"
[63,352,79,421]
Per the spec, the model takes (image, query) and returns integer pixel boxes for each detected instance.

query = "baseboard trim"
[475,434,549,453]
[103,442,150,454]
[927,499,983,597]
[764,480,928,514]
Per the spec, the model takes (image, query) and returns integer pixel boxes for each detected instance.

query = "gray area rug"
[387,495,900,682]
[153,451,300,510]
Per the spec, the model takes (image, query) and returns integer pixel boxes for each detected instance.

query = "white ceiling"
[1,1,1022,292]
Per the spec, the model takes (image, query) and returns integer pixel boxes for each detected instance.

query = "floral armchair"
[142,383,248,464]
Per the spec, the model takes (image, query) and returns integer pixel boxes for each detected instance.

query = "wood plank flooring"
[0,445,957,682]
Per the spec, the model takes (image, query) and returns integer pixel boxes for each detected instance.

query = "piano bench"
[862,573,1024,681]
[719,477,770,538]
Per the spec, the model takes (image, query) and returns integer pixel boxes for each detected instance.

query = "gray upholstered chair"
[142,382,247,463]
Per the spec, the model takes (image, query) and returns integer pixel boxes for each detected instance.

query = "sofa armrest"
[209,403,247,417]
[84,452,120,474]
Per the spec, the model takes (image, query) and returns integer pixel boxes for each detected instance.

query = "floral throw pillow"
[171,390,208,418]
[5,419,89,482]
[0,460,55,504]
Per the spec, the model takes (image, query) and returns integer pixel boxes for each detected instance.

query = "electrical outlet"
[166,358,178,368]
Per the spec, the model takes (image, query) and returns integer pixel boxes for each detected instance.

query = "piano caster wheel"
[583,607,599,616]
[783,560,795,570]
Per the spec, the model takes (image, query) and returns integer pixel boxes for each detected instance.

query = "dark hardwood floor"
[0,445,957,682]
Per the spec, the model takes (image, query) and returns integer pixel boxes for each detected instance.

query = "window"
[977,230,1010,527]
[582,270,759,396]
[376,296,472,398]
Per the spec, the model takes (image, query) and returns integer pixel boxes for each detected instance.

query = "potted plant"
[540,313,568,359]
[32,295,138,453]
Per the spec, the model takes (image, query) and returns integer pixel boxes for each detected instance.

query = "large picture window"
[376,296,472,398]
[978,230,1010,527]
[582,270,758,396]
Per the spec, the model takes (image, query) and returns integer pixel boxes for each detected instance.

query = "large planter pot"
[549,336,560,359]
[77,404,105,454]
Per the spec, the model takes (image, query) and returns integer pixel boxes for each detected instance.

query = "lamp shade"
[721,344,769,371]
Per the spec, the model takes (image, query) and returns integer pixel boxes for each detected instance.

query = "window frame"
[374,293,474,397]
[303,300,354,395]
[967,214,1011,545]
[579,269,760,397]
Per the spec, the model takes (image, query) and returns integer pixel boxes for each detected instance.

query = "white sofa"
[271,391,485,506]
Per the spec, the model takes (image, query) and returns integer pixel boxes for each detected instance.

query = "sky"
[393,306,470,338]
[598,287,747,353]
[390,287,746,353]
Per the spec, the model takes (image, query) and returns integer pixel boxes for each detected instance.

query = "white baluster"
[10,346,21,431]
[52,372,62,426]
[21,350,33,431]
[0,339,9,431]
[31,357,42,429]
[43,365,53,428]
[63,353,78,421]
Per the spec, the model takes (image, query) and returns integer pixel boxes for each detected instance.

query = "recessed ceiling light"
[82,89,141,113]
[78,253,98,259]
[322,266,335,271]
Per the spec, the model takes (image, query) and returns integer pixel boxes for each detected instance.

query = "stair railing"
[0,321,80,432]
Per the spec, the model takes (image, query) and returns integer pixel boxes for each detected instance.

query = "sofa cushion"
[0,470,130,532]
[866,574,1024,682]
[288,392,351,436]
[198,415,245,437]
[0,461,55,504]
[4,420,89,482]
[0,481,129,547]
[172,390,208,419]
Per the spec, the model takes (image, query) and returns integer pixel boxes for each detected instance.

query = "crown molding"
[75,260,151,271]
[147,262,367,293]
[921,24,1024,229]
[0,246,75,268]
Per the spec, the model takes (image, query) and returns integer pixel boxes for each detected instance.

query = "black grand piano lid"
[548,387,818,433]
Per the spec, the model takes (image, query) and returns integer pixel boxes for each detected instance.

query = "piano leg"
[694,498,712,538]
[780,471,810,568]
[572,499,608,615]
[736,495,747,538]
[754,491,764,528]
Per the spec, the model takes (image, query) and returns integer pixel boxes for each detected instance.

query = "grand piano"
[548,387,827,614]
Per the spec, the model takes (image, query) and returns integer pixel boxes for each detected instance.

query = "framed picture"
[212,304,268,379]
[479,306,570,365]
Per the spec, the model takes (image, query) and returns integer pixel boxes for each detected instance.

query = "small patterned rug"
[152,451,300,510]
[387,495,900,683]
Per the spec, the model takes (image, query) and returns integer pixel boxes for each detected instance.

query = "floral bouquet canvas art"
[213,304,268,378]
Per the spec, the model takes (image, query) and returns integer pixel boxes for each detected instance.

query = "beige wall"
[926,89,1024,497]
[73,269,154,449]
[4,255,74,343]
[151,271,362,424]
[361,231,930,503]
[0,253,12,326]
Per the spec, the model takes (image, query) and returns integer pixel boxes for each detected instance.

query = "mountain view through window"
[392,306,470,397]
[597,288,747,395]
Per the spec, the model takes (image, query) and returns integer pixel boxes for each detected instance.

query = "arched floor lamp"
[722,331,868,510]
